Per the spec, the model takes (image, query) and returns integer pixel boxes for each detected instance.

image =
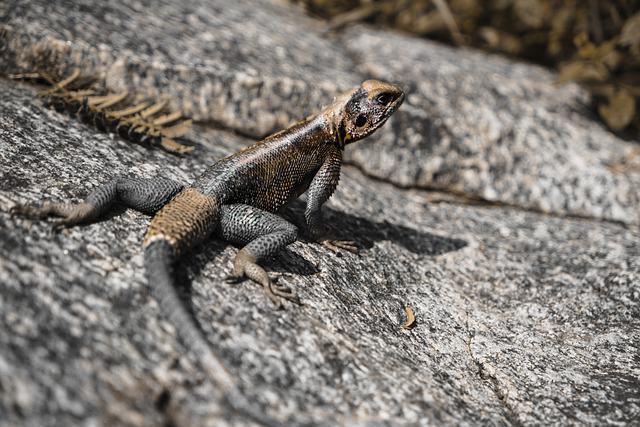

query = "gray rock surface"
[1,0,639,224]
[0,0,357,135]
[1,1,640,426]
[341,27,640,225]
[1,76,639,426]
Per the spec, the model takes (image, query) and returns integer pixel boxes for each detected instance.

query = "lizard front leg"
[11,177,184,228]
[305,146,358,254]
[218,204,298,306]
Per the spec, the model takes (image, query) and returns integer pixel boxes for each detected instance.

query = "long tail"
[144,239,234,389]
[144,239,282,427]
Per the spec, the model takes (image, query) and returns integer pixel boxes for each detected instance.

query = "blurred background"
[293,0,640,135]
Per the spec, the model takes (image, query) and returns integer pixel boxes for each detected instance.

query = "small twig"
[21,69,194,154]
[432,0,465,46]
[7,72,43,80]
[325,3,380,32]
[39,68,80,95]
[107,102,150,119]
[588,0,603,43]
[324,0,401,32]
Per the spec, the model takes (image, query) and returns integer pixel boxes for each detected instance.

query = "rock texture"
[1,0,639,224]
[1,75,639,427]
[0,0,357,135]
[1,1,640,427]
[341,27,640,225]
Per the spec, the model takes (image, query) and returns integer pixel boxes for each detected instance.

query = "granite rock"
[0,0,357,136]
[1,0,639,224]
[1,1,640,425]
[340,27,640,224]
[1,75,639,426]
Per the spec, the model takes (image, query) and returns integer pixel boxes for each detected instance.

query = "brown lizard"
[13,79,405,426]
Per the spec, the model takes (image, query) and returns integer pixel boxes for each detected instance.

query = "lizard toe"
[224,274,246,284]
[51,219,69,232]
[270,281,300,304]
[10,203,51,219]
[264,287,284,308]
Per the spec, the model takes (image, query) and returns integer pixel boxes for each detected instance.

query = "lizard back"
[194,115,338,212]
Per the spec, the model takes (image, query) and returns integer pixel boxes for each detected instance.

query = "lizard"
[12,79,404,426]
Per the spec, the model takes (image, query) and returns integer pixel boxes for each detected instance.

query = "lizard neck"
[269,113,340,152]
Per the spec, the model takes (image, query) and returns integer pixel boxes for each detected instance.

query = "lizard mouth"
[387,91,405,116]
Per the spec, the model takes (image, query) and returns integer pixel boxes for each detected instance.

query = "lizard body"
[13,79,404,426]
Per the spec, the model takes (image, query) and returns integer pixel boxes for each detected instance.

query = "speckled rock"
[0,0,357,136]
[1,0,639,225]
[1,78,639,426]
[341,27,640,225]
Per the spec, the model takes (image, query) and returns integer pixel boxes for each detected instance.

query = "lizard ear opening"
[355,114,367,127]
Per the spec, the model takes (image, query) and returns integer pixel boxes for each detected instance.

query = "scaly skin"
[12,80,404,426]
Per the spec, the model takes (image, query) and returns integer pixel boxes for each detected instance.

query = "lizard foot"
[320,239,359,254]
[11,201,95,229]
[231,250,299,307]
[11,202,57,219]
[269,275,300,304]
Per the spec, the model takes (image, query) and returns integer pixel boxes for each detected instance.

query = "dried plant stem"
[432,0,464,46]
[10,69,193,154]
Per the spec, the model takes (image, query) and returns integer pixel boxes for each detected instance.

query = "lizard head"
[326,79,405,148]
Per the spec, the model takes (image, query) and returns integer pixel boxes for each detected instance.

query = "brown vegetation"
[295,0,640,134]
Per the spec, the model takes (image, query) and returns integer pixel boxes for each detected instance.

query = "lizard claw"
[321,239,359,254]
[224,274,247,284]
[229,255,299,306]
[10,203,50,219]
[268,279,300,304]
[51,221,66,233]
[261,280,299,308]
[51,217,77,232]
[231,248,302,306]
[11,201,95,229]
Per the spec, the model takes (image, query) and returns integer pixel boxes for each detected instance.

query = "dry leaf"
[514,0,546,29]
[153,111,183,126]
[39,68,80,95]
[401,306,416,330]
[27,69,193,154]
[159,120,193,138]
[94,92,128,109]
[557,61,608,84]
[620,12,640,53]
[108,102,151,118]
[598,89,636,131]
[141,100,168,118]
[160,139,194,154]
[480,27,522,55]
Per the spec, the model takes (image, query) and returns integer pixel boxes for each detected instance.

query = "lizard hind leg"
[219,204,299,306]
[11,177,184,228]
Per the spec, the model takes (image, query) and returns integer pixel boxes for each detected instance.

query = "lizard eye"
[375,93,392,106]
[355,114,367,127]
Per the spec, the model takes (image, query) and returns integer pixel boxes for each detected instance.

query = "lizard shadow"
[169,199,466,330]
[282,199,468,256]
[175,198,467,294]
[173,199,467,296]
[171,231,321,312]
